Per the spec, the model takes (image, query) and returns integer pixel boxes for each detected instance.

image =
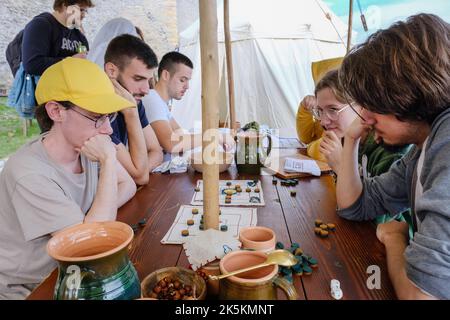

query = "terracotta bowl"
[188,151,233,173]
[219,250,278,284]
[47,221,133,262]
[239,226,276,253]
[141,267,207,300]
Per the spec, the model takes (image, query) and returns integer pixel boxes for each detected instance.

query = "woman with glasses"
[297,69,411,227]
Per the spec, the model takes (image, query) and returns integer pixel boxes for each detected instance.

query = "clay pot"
[141,267,206,300]
[239,226,276,252]
[219,250,297,300]
[198,260,221,297]
[188,151,234,173]
[47,221,141,300]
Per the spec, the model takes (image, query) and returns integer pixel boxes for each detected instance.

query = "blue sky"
[324,0,450,43]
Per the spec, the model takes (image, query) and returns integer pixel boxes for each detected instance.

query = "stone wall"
[176,0,199,35]
[0,0,180,91]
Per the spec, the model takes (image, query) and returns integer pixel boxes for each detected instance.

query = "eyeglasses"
[312,105,350,121]
[69,107,117,128]
[344,96,366,122]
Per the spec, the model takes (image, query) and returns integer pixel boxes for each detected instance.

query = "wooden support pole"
[199,0,220,230]
[347,0,354,53]
[224,0,236,133]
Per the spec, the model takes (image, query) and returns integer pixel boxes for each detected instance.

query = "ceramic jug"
[219,250,297,300]
[235,130,272,175]
[47,221,141,300]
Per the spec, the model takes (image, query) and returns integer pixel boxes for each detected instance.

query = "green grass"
[0,97,40,159]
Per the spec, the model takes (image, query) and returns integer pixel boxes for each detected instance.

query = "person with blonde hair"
[297,69,411,229]
[337,14,450,299]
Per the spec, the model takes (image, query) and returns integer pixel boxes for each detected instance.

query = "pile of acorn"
[314,219,336,238]
[148,277,196,300]
[195,269,209,282]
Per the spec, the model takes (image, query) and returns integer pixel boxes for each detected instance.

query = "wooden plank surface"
[276,174,396,299]
[27,161,395,300]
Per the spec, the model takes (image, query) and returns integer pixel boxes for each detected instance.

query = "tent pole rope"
[224,0,237,133]
[314,0,347,49]
[199,0,220,230]
[347,0,354,52]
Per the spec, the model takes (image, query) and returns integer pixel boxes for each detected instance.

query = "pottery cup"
[239,226,276,252]
[219,250,297,300]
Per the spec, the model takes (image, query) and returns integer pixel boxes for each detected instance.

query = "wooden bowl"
[188,151,233,173]
[141,267,207,300]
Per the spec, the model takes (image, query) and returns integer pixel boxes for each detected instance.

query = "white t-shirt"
[142,89,173,124]
[0,134,98,299]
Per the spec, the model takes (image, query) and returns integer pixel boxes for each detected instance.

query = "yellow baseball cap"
[35,57,134,114]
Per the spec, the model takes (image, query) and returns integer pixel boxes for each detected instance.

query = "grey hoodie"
[338,108,450,300]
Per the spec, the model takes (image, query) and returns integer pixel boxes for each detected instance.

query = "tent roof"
[180,0,351,46]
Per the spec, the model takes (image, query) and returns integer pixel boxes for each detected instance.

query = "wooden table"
[27,165,395,300]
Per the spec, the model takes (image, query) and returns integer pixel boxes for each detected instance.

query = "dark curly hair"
[339,14,450,124]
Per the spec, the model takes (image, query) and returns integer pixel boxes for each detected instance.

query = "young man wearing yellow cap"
[103,34,163,185]
[0,58,137,299]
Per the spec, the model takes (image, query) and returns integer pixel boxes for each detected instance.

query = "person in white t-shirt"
[142,51,232,155]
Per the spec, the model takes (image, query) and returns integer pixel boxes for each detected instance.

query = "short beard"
[376,139,409,152]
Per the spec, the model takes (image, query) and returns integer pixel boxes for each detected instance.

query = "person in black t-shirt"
[22,0,94,76]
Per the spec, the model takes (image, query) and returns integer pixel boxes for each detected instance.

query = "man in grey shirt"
[0,58,137,299]
[335,14,450,299]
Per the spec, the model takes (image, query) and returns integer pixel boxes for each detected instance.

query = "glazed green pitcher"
[235,130,272,175]
[47,221,141,300]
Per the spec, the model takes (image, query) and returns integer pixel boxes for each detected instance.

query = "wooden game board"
[161,205,257,244]
[190,180,265,206]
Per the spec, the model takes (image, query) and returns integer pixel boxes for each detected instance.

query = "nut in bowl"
[141,267,207,300]
[188,151,233,173]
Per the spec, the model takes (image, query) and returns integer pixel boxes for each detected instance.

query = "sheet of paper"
[284,157,321,176]
[161,205,257,245]
[272,137,306,149]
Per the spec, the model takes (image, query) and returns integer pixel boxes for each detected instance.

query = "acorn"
[319,230,329,238]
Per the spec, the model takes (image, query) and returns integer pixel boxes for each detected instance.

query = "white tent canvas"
[172,0,353,130]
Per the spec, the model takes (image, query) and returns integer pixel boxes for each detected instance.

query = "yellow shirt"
[295,102,326,162]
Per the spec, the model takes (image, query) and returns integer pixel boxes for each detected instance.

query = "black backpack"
[5,30,24,77]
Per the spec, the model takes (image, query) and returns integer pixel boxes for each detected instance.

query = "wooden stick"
[224,0,236,134]
[199,0,220,230]
[347,0,354,53]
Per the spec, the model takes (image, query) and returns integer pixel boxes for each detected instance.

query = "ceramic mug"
[239,226,276,252]
[219,250,297,300]
[47,221,141,300]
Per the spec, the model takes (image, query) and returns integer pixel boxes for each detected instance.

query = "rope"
[314,0,347,50]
